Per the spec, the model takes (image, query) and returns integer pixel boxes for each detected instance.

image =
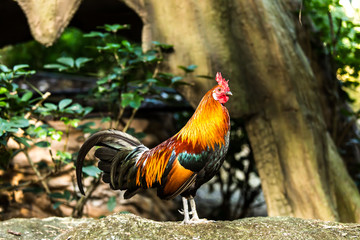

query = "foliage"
[82,23,193,129]
[305,0,360,187]
[305,0,360,105]
[0,28,101,72]
[44,57,93,73]
[0,64,37,168]
[45,24,194,133]
[0,63,95,212]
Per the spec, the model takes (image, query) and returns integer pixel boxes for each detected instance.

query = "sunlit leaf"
[152,41,173,49]
[103,24,130,32]
[0,87,8,94]
[178,64,197,73]
[83,31,109,38]
[13,64,29,72]
[171,76,183,84]
[59,99,72,110]
[82,165,101,177]
[57,57,74,67]
[75,57,92,69]
[107,196,116,212]
[44,103,57,111]
[0,65,11,72]
[44,64,68,71]
[11,117,29,128]
[21,91,33,102]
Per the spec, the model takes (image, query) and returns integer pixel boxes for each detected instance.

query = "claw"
[189,218,214,224]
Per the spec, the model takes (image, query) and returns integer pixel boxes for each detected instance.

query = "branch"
[24,91,51,119]
[72,174,103,218]
[23,149,51,194]
[122,108,138,133]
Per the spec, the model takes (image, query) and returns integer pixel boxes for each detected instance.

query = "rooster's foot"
[189,217,214,224]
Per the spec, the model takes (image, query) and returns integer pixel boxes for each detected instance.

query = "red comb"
[216,72,230,91]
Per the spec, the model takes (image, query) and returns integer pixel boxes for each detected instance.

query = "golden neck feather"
[176,88,230,150]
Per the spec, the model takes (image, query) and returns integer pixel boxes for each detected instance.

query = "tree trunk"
[124,0,360,222]
[16,0,82,46]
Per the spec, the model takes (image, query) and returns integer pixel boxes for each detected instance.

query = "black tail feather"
[76,129,142,195]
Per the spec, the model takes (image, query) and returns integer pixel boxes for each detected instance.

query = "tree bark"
[16,0,82,46]
[123,0,360,222]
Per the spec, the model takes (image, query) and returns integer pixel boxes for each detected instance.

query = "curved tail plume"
[76,129,143,195]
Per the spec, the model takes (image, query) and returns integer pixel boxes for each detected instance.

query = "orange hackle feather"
[135,84,230,188]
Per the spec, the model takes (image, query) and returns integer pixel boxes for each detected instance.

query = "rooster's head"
[212,72,232,104]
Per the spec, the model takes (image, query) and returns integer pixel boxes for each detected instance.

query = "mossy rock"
[1,213,359,239]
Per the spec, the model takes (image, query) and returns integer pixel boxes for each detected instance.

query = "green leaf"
[82,165,101,177]
[75,57,92,69]
[152,41,173,49]
[106,43,121,50]
[44,64,68,71]
[0,65,11,72]
[83,106,93,116]
[35,141,51,148]
[21,91,33,102]
[69,119,80,128]
[56,150,72,161]
[52,202,62,209]
[49,192,65,199]
[11,117,29,128]
[59,99,72,110]
[77,121,96,130]
[121,40,131,49]
[171,76,183,84]
[50,130,63,141]
[143,55,157,62]
[83,31,109,38]
[64,190,71,200]
[0,87,8,94]
[107,196,116,212]
[121,92,144,109]
[101,117,111,123]
[57,57,74,68]
[13,64,29,71]
[66,103,82,113]
[103,24,130,32]
[178,64,197,73]
[97,77,109,85]
[146,78,158,83]
[49,190,71,201]
[44,103,57,111]
[13,136,31,148]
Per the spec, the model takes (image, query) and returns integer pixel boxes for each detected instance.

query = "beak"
[226,91,233,96]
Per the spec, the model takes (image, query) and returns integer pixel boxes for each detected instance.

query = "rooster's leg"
[189,197,199,220]
[181,197,190,224]
[189,196,211,223]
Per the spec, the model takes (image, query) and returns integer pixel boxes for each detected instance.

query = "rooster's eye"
[217,88,222,92]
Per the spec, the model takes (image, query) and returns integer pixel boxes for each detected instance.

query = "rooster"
[76,72,232,224]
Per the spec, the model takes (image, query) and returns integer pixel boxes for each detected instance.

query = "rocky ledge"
[1,213,360,240]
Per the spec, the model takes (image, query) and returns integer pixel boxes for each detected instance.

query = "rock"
[1,214,359,240]
[0,217,94,240]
